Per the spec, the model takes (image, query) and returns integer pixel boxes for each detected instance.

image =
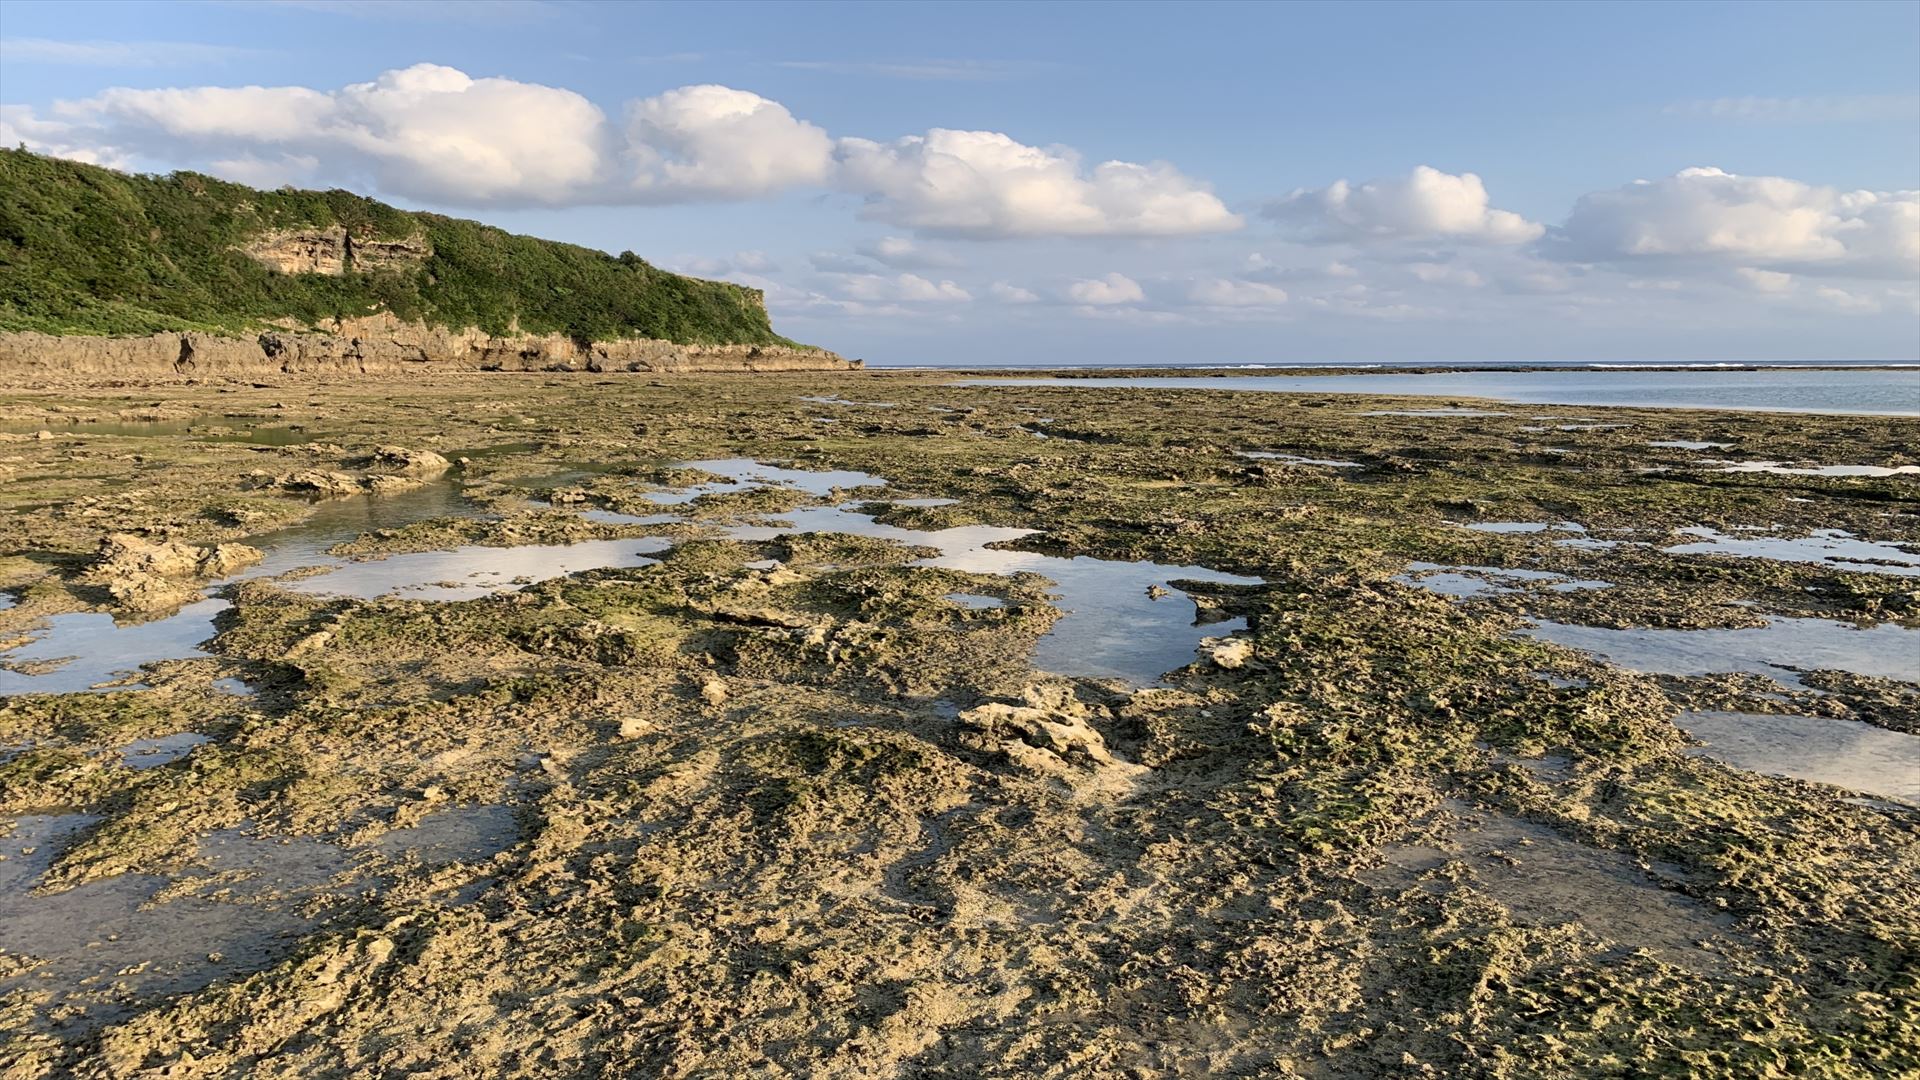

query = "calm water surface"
[962,368,1920,415]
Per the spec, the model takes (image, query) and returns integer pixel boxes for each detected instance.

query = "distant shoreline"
[875,360,1920,376]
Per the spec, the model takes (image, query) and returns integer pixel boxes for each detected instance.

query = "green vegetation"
[0,149,795,345]
[1,374,1916,1075]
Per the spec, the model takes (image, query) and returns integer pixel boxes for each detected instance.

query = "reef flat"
[1,370,1916,1077]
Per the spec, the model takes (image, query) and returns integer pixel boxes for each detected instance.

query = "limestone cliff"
[0,313,858,380]
[239,228,432,276]
[0,149,854,378]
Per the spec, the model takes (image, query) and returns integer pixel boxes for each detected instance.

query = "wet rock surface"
[0,370,1915,1077]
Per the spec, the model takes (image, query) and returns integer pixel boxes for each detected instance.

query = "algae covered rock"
[958,683,1147,795]
[261,469,365,497]
[85,533,261,612]
[366,446,451,476]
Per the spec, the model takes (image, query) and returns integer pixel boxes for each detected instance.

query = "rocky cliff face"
[239,229,432,276]
[0,314,859,380]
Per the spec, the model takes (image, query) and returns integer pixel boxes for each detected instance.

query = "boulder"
[87,533,262,612]
[366,445,450,476]
[958,684,1147,796]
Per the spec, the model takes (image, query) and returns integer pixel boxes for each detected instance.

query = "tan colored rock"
[366,446,450,476]
[87,533,262,612]
[958,684,1147,796]
[238,228,429,276]
[699,677,729,707]
[240,228,350,275]
[267,470,365,497]
[0,313,859,382]
[1205,637,1255,670]
[361,474,426,495]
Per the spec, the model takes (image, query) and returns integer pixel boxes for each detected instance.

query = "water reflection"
[2,459,1262,691]
[1677,710,1919,806]
[1520,617,1920,688]
[1664,527,1920,577]
[960,368,1920,416]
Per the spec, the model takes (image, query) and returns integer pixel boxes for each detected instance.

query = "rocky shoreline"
[2,372,1916,1076]
[0,314,858,380]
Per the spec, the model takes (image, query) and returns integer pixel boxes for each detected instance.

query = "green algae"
[0,371,1914,1077]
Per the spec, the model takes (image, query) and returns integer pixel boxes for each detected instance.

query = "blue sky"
[2,0,1917,365]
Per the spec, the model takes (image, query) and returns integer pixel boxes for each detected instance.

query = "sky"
[1,0,1917,366]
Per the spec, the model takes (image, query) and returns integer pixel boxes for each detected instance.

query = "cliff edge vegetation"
[0,149,800,349]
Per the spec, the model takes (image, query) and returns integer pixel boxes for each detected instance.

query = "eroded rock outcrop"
[239,229,430,276]
[86,534,262,612]
[957,684,1148,797]
[363,446,451,476]
[250,449,450,498]
[0,313,859,381]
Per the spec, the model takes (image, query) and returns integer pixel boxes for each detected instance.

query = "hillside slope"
[0,150,842,372]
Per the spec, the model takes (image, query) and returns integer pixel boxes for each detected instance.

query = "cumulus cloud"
[856,235,962,269]
[836,128,1241,238]
[1408,262,1485,287]
[624,84,833,200]
[1549,167,1920,277]
[831,273,972,304]
[1187,278,1289,307]
[0,104,131,167]
[39,63,610,205]
[988,282,1040,303]
[1241,255,1361,283]
[5,66,1237,235]
[675,250,778,278]
[205,152,320,187]
[1814,286,1881,312]
[810,251,873,273]
[1064,273,1146,305]
[1264,165,1544,244]
[1734,267,1794,293]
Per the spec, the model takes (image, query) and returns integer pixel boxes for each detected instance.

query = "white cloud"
[1408,262,1485,287]
[675,250,778,278]
[989,281,1040,303]
[624,84,833,200]
[1064,272,1146,305]
[1264,165,1544,244]
[1242,255,1361,283]
[71,82,338,141]
[857,235,961,269]
[43,63,609,205]
[832,273,972,304]
[205,152,320,187]
[836,128,1240,238]
[0,104,130,167]
[810,251,873,273]
[1734,267,1794,293]
[1813,286,1881,313]
[5,67,1236,235]
[1500,268,1574,294]
[1072,305,1191,325]
[1187,278,1289,307]
[1551,167,1920,278]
